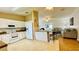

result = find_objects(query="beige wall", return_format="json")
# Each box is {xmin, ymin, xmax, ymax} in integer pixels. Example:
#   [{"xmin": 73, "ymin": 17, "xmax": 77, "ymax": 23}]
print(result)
[
  {"xmin": 32, "ymin": 10, "xmax": 39, "ymax": 31},
  {"xmin": 25, "ymin": 13, "xmax": 32, "ymax": 21},
  {"xmin": 0, "ymin": 12, "xmax": 25, "ymax": 21},
  {"xmin": 0, "ymin": 12, "xmax": 36, "ymax": 22}
]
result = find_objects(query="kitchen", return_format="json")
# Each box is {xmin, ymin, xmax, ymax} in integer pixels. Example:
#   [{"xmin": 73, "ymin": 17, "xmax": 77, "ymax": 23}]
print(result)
[{"xmin": 0, "ymin": 7, "xmax": 79, "ymax": 51}]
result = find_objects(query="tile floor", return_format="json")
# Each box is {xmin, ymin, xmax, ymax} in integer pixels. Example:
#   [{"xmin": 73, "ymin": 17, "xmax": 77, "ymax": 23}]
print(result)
[{"xmin": 7, "ymin": 39, "xmax": 59, "ymax": 51}]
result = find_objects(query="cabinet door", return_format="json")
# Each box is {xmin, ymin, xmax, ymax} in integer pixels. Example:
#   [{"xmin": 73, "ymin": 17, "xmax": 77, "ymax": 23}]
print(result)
[
  {"xmin": 1, "ymin": 34, "xmax": 11, "ymax": 43},
  {"xmin": 17, "ymin": 32, "xmax": 26, "ymax": 40},
  {"xmin": 17, "ymin": 32, "xmax": 22, "ymax": 40},
  {"xmin": 0, "ymin": 19, "xmax": 8, "ymax": 28},
  {"xmin": 1, "ymin": 35, "xmax": 6, "ymax": 43},
  {"xmin": 0, "ymin": 18, "xmax": 25, "ymax": 28},
  {"xmin": 17, "ymin": 32, "xmax": 20, "ymax": 40},
  {"xmin": 0, "ymin": 35, "xmax": 2, "ymax": 40},
  {"xmin": 21, "ymin": 32, "xmax": 26, "ymax": 39},
  {"xmin": 19, "ymin": 32, "xmax": 24, "ymax": 39},
  {"xmin": 15, "ymin": 21, "xmax": 25, "ymax": 27}
]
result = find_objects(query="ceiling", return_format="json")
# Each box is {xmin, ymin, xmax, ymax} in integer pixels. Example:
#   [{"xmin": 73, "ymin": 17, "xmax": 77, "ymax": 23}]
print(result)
[{"xmin": 0, "ymin": 7, "xmax": 77, "ymax": 18}]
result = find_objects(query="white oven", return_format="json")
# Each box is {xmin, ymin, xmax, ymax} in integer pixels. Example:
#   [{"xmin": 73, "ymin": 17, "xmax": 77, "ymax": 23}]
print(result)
[{"xmin": 7, "ymin": 25, "xmax": 19, "ymax": 43}]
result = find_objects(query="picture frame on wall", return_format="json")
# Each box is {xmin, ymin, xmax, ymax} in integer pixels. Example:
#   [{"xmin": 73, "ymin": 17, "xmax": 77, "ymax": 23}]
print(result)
[{"xmin": 70, "ymin": 17, "xmax": 74, "ymax": 26}]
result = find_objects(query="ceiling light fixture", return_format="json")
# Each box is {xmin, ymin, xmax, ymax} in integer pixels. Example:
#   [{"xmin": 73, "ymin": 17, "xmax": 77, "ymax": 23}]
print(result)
[
  {"xmin": 25, "ymin": 12, "xmax": 29, "ymax": 14},
  {"xmin": 43, "ymin": 16, "xmax": 51, "ymax": 22},
  {"xmin": 45, "ymin": 7, "xmax": 53, "ymax": 10}
]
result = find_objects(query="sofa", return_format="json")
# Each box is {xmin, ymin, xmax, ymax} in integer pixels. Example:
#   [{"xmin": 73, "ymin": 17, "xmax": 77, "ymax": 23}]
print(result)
[{"xmin": 63, "ymin": 28, "xmax": 78, "ymax": 39}]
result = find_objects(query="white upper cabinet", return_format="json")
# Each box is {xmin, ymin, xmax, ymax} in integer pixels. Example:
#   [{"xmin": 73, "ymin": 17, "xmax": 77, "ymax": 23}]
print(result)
[
  {"xmin": 0, "ymin": 18, "xmax": 9, "ymax": 28},
  {"xmin": 0, "ymin": 18, "xmax": 25, "ymax": 28},
  {"xmin": 9, "ymin": 20, "xmax": 25, "ymax": 27},
  {"xmin": 14, "ymin": 21, "xmax": 25, "ymax": 27}
]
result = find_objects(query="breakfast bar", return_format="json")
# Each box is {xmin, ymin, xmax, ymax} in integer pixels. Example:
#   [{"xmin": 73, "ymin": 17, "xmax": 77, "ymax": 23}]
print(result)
[{"xmin": 35, "ymin": 31, "xmax": 51, "ymax": 42}]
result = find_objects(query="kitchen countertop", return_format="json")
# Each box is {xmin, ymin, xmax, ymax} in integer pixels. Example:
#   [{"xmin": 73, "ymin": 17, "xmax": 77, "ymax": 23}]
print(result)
[
  {"xmin": 36, "ymin": 30, "xmax": 52, "ymax": 32},
  {"xmin": 0, "ymin": 31, "xmax": 26, "ymax": 35},
  {"xmin": 0, "ymin": 41, "xmax": 8, "ymax": 48},
  {"xmin": 16, "ymin": 30, "xmax": 26, "ymax": 32},
  {"xmin": 0, "ymin": 32, "xmax": 7, "ymax": 35}
]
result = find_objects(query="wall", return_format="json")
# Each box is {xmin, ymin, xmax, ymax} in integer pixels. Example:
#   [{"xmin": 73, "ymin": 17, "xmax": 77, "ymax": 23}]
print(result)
[
  {"xmin": 39, "ymin": 16, "xmax": 72, "ymax": 29},
  {"xmin": 32, "ymin": 10, "xmax": 39, "ymax": 32},
  {"xmin": 25, "ymin": 14, "xmax": 32, "ymax": 21},
  {"xmin": 39, "ymin": 16, "xmax": 47, "ymax": 29},
  {"xmin": 0, "ymin": 12, "xmax": 25, "ymax": 21},
  {"xmin": 49, "ymin": 17, "xmax": 71, "ymax": 29},
  {"xmin": 72, "ymin": 12, "xmax": 79, "ymax": 40}
]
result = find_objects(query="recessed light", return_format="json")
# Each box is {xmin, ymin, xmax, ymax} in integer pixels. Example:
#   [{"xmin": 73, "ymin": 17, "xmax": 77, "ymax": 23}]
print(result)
[
  {"xmin": 25, "ymin": 12, "xmax": 29, "ymax": 14},
  {"xmin": 43, "ymin": 16, "xmax": 51, "ymax": 22}
]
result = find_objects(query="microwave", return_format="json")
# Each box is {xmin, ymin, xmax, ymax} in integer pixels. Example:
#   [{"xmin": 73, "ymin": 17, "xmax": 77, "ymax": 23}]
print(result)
[{"xmin": 8, "ymin": 25, "xmax": 15, "ymax": 27}]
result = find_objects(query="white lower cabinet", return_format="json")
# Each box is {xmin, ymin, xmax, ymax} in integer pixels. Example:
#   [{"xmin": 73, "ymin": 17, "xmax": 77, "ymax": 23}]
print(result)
[
  {"xmin": 18, "ymin": 32, "xmax": 22, "ymax": 40},
  {"xmin": 1, "ymin": 34, "xmax": 19, "ymax": 44},
  {"xmin": 1, "ymin": 34, "xmax": 11, "ymax": 43},
  {"xmin": 35, "ymin": 32, "xmax": 48, "ymax": 42},
  {"xmin": 17, "ymin": 32, "xmax": 26, "ymax": 40},
  {"xmin": 0, "ymin": 32, "xmax": 26, "ymax": 44},
  {"xmin": 0, "ymin": 35, "xmax": 2, "ymax": 40},
  {"xmin": 22, "ymin": 32, "xmax": 26, "ymax": 39}
]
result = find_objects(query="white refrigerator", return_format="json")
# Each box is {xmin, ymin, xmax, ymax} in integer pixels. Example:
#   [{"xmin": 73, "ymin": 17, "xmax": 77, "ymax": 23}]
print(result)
[{"xmin": 25, "ymin": 21, "xmax": 33, "ymax": 40}]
